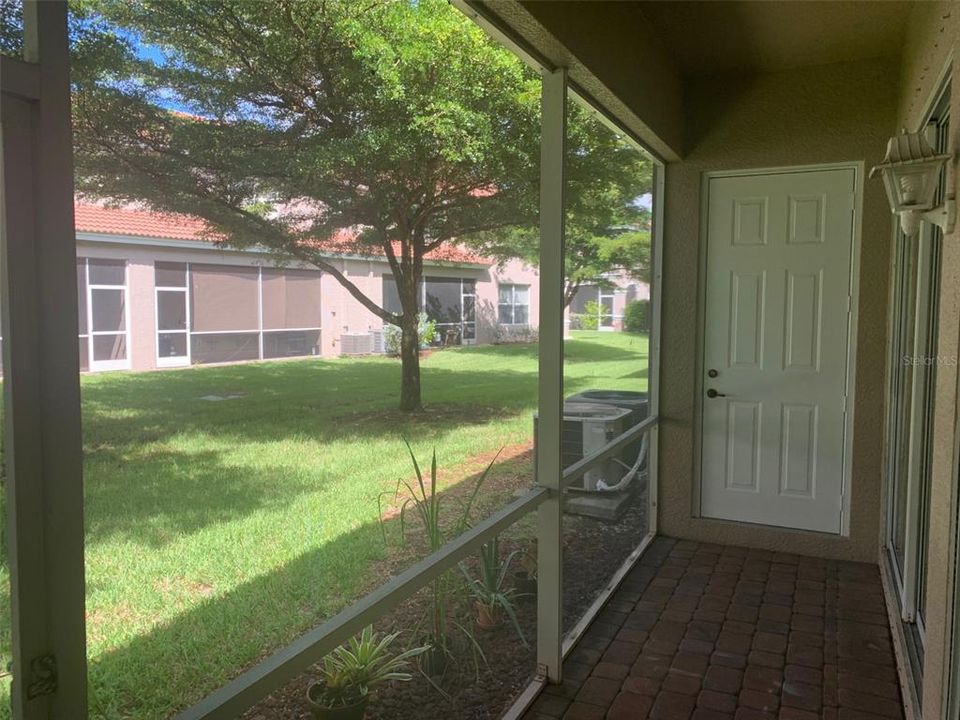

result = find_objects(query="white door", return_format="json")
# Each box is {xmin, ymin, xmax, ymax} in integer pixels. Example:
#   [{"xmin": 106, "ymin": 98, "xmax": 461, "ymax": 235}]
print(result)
[{"xmin": 700, "ymin": 167, "xmax": 857, "ymax": 533}]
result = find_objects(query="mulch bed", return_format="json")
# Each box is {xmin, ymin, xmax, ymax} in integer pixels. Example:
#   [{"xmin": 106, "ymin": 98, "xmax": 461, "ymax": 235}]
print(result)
[{"xmin": 242, "ymin": 458, "xmax": 648, "ymax": 720}]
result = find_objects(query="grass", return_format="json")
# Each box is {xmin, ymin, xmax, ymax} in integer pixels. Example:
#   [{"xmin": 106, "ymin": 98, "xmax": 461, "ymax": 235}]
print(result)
[{"xmin": 0, "ymin": 330, "xmax": 647, "ymax": 719}]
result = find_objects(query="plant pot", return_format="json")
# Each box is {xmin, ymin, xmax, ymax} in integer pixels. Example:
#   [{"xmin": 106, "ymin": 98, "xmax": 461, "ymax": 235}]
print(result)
[
  {"xmin": 306, "ymin": 684, "xmax": 369, "ymax": 720},
  {"xmin": 475, "ymin": 600, "xmax": 500, "ymax": 630}
]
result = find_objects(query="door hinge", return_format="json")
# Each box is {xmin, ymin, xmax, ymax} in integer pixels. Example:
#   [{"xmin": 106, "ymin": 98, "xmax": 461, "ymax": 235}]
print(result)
[{"xmin": 26, "ymin": 653, "xmax": 57, "ymax": 700}]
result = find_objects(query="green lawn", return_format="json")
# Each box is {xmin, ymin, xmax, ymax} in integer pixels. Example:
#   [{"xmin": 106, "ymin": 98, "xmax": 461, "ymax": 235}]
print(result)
[{"xmin": 0, "ymin": 331, "xmax": 647, "ymax": 719}]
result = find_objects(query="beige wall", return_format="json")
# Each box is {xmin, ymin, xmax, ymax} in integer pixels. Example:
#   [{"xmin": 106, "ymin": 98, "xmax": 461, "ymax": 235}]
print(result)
[
  {"xmin": 894, "ymin": 4, "xmax": 960, "ymax": 718},
  {"xmin": 659, "ymin": 58, "xmax": 899, "ymax": 562}
]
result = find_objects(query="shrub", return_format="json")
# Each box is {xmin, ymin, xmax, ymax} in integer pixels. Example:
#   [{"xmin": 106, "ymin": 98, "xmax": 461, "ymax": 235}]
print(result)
[
  {"xmin": 494, "ymin": 324, "xmax": 538, "ymax": 344},
  {"xmin": 624, "ymin": 299, "xmax": 650, "ymax": 333},
  {"xmin": 383, "ymin": 312, "xmax": 438, "ymax": 355},
  {"xmin": 580, "ymin": 299, "xmax": 609, "ymax": 331}
]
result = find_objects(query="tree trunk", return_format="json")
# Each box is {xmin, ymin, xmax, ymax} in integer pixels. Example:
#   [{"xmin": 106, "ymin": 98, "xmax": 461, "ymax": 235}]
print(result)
[
  {"xmin": 396, "ymin": 254, "xmax": 423, "ymax": 412},
  {"xmin": 399, "ymin": 309, "xmax": 422, "ymax": 412}
]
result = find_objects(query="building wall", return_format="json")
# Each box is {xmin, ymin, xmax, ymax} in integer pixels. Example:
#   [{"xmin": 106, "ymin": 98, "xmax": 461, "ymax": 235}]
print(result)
[
  {"xmin": 659, "ymin": 57, "xmax": 899, "ymax": 562},
  {"xmin": 892, "ymin": 5, "xmax": 960, "ymax": 717},
  {"xmin": 76, "ymin": 238, "xmax": 543, "ymax": 370}
]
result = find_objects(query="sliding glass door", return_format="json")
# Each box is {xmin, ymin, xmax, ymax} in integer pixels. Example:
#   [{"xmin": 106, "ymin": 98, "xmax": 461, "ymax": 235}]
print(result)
[{"xmin": 884, "ymin": 82, "xmax": 949, "ymax": 675}]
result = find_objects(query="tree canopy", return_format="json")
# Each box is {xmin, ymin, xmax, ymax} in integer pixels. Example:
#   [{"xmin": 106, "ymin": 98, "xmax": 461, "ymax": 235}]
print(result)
[
  {"xmin": 471, "ymin": 101, "xmax": 653, "ymax": 306},
  {"xmin": 64, "ymin": 0, "xmax": 652, "ymax": 408}
]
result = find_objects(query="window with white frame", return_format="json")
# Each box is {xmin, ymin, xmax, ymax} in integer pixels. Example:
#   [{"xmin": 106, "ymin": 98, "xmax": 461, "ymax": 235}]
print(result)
[
  {"xmin": 156, "ymin": 261, "xmax": 189, "ymax": 366},
  {"xmin": 78, "ymin": 257, "xmax": 130, "ymax": 371},
  {"xmin": 498, "ymin": 283, "xmax": 529, "ymax": 324}
]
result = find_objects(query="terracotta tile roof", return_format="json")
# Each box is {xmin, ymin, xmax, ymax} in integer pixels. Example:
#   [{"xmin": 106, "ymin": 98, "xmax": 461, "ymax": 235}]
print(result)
[{"xmin": 74, "ymin": 202, "xmax": 491, "ymax": 265}]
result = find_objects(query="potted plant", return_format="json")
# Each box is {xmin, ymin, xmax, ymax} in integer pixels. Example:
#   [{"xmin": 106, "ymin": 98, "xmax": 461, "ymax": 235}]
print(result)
[
  {"xmin": 460, "ymin": 536, "xmax": 529, "ymax": 646},
  {"xmin": 306, "ymin": 626, "xmax": 429, "ymax": 720}
]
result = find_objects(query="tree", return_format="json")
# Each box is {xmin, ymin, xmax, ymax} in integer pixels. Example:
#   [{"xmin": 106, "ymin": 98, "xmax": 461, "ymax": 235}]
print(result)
[
  {"xmin": 471, "ymin": 101, "xmax": 653, "ymax": 307},
  {"xmin": 68, "ymin": 0, "xmax": 651, "ymax": 411},
  {"xmin": 71, "ymin": 0, "xmax": 540, "ymax": 411}
]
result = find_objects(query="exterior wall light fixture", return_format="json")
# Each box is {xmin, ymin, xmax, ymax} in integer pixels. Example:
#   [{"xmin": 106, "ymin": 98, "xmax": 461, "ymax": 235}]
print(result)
[{"xmin": 870, "ymin": 129, "xmax": 955, "ymax": 237}]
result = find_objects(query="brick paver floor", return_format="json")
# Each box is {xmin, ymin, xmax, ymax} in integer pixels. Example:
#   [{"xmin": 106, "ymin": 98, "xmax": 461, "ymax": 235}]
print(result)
[{"xmin": 525, "ymin": 537, "xmax": 905, "ymax": 720}]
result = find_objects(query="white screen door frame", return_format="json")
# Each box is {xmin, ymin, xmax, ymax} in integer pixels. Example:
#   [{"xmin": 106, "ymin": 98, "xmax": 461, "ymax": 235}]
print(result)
[{"xmin": 694, "ymin": 162, "xmax": 863, "ymax": 535}]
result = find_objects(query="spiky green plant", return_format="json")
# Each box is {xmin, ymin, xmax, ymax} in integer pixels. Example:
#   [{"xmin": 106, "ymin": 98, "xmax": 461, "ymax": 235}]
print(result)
[
  {"xmin": 308, "ymin": 626, "xmax": 429, "ymax": 709},
  {"xmin": 379, "ymin": 441, "xmax": 501, "ymax": 679},
  {"xmin": 460, "ymin": 536, "xmax": 528, "ymax": 646}
]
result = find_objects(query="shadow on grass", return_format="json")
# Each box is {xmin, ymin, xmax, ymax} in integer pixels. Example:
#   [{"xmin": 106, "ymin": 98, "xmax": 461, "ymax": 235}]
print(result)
[
  {"xmin": 86, "ymin": 455, "xmax": 536, "ymax": 720},
  {"xmin": 81, "ymin": 362, "xmax": 535, "ymax": 448},
  {"xmin": 84, "ymin": 446, "xmax": 323, "ymax": 548},
  {"xmin": 459, "ymin": 338, "xmax": 647, "ymax": 364}
]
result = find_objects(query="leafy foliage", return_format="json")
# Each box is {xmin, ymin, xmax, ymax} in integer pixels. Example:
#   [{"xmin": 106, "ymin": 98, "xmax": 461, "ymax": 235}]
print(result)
[
  {"xmin": 624, "ymin": 299, "xmax": 650, "ymax": 334},
  {"xmin": 576, "ymin": 299, "xmax": 609, "ymax": 331},
  {"xmin": 471, "ymin": 99, "xmax": 653, "ymax": 307},
  {"xmin": 308, "ymin": 626, "xmax": 428, "ymax": 709},
  {"xmin": 69, "ymin": 0, "xmax": 540, "ymax": 410},
  {"xmin": 383, "ymin": 313, "xmax": 437, "ymax": 356}
]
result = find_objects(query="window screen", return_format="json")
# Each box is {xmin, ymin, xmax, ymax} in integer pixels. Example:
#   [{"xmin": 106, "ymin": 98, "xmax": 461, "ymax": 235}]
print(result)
[
  {"xmin": 262, "ymin": 269, "xmax": 322, "ymax": 330},
  {"xmin": 263, "ymin": 330, "xmax": 321, "ymax": 359},
  {"xmin": 93, "ymin": 333, "xmax": 126, "ymax": 362},
  {"xmin": 570, "ymin": 284, "xmax": 598, "ymax": 315},
  {"xmin": 157, "ymin": 291, "xmax": 187, "ymax": 331},
  {"xmin": 88, "ymin": 258, "xmax": 125, "ymax": 286},
  {"xmin": 382, "ymin": 275, "xmax": 404, "ymax": 315},
  {"xmin": 91, "ymin": 289, "xmax": 125, "ymax": 333},
  {"xmin": 424, "ymin": 277, "xmax": 461, "ymax": 324},
  {"xmin": 155, "ymin": 261, "xmax": 187, "ymax": 288},
  {"xmin": 190, "ymin": 264, "xmax": 259, "ymax": 332},
  {"xmin": 191, "ymin": 333, "xmax": 259, "ymax": 364}
]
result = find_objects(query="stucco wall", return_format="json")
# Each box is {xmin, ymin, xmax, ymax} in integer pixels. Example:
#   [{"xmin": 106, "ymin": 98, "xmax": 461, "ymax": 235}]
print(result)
[
  {"xmin": 659, "ymin": 58, "xmax": 898, "ymax": 562},
  {"xmin": 894, "ymin": 4, "xmax": 960, "ymax": 718}
]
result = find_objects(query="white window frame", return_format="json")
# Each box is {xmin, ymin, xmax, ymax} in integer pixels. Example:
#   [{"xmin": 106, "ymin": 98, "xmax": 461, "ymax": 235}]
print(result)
[
  {"xmin": 598, "ymin": 286, "xmax": 616, "ymax": 330},
  {"xmin": 155, "ymin": 262, "xmax": 191, "ymax": 368},
  {"xmin": 81, "ymin": 257, "xmax": 131, "ymax": 372},
  {"xmin": 497, "ymin": 283, "xmax": 530, "ymax": 326}
]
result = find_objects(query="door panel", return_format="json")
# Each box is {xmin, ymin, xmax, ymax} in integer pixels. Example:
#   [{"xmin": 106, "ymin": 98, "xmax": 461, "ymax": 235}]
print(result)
[{"xmin": 701, "ymin": 168, "xmax": 856, "ymax": 533}]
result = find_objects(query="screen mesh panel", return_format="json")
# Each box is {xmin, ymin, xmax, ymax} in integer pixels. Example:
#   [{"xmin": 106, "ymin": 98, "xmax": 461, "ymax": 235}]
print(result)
[
  {"xmin": 190, "ymin": 265, "xmax": 258, "ymax": 332},
  {"xmin": 382, "ymin": 275, "xmax": 403, "ymax": 315},
  {"xmin": 88, "ymin": 258, "xmax": 125, "ymax": 286},
  {"xmin": 424, "ymin": 277, "xmax": 461, "ymax": 324},
  {"xmin": 158, "ymin": 291, "xmax": 187, "ymax": 331},
  {"xmin": 191, "ymin": 333, "xmax": 259, "ymax": 364},
  {"xmin": 91, "ymin": 289, "xmax": 125, "ymax": 332},
  {"xmin": 263, "ymin": 330, "xmax": 321, "ymax": 359},
  {"xmin": 261, "ymin": 269, "xmax": 322, "ymax": 330},
  {"xmin": 158, "ymin": 333, "xmax": 188, "ymax": 358},
  {"xmin": 93, "ymin": 334, "xmax": 126, "ymax": 362},
  {"xmin": 155, "ymin": 261, "xmax": 187, "ymax": 288}
]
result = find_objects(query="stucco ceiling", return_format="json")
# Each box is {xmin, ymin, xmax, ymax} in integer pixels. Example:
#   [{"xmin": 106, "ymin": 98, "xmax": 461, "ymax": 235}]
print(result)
[{"xmin": 636, "ymin": 1, "xmax": 912, "ymax": 78}]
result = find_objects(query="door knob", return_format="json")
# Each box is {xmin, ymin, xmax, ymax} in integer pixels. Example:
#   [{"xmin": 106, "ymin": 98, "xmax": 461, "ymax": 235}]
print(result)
[
  {"xmin": 706, "ymin": 388, "xmax": 726, "ymax": 398},
  {"xmin": 707, "ymin": 369, "xmax": 719, "ymax": 378}
]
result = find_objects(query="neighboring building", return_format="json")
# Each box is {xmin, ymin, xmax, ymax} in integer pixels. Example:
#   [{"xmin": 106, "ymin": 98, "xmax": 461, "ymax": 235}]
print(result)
[
  {"xmin": 568, "ymin": 274, "xmax": 650, "ymax": 330},
  {"xmin": 74, "ymin": 202, "xmax": 546, "ymax": 372}
]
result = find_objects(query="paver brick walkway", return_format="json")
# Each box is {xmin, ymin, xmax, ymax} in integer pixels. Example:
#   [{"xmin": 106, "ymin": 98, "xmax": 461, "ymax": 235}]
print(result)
[{"xmin": 524, "ymin": 537, "xmax": 904, "ymax": 720}]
